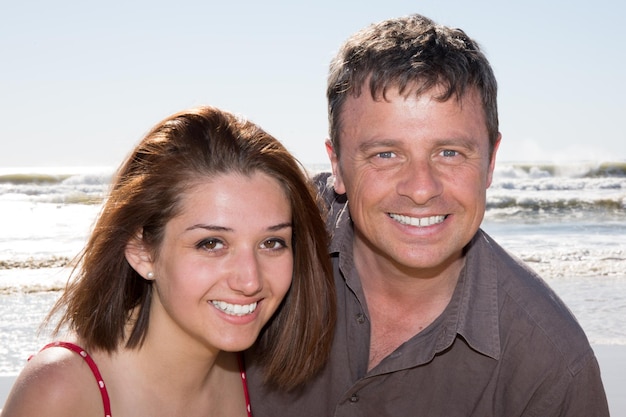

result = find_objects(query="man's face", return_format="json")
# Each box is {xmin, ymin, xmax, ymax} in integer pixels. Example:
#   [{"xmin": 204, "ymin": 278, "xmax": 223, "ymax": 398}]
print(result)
[{"xmin": 327, "ymin": 85, "xmax": 500, "ymax": 277}]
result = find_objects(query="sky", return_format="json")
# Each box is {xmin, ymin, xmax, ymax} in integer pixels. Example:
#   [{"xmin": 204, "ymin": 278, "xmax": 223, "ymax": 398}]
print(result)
[{"xmin": 1, "ymin": 0, "xmax": 625, "ymax": 168}]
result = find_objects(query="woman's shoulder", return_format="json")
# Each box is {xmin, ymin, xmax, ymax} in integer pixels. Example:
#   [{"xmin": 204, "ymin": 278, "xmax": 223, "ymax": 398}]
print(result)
[{"xmin": 2, "ymin": 342, "xmax": 105, "ymax": 416}]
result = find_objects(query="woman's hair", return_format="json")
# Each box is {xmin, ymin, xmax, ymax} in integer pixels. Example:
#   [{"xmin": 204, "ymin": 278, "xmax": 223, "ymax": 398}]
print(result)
[
  {"xmin": 49, "ymin": 105, "xmax": 335, "ymax": 389},
  {"xmin": 327, "ymin": 13, "xmax": 499, "ymax": 158}
]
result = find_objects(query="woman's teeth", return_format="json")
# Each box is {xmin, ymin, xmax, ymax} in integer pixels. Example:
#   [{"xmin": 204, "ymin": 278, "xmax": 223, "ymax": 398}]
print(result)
[{"xmin": 211, "ymin": 300, "xmax": 258, "ymax": 316}]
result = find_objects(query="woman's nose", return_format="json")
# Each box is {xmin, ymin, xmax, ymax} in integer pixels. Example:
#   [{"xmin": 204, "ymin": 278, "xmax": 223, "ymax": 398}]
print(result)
[{"xmin": 228, "ymin": 250, "xmax": 263, "ymax": 295}]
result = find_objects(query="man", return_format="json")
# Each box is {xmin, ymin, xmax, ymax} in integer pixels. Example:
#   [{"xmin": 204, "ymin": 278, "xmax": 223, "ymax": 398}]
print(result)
[{"xmin": 246, "ymin": 13, "xmax": 609, "ymax": 416}]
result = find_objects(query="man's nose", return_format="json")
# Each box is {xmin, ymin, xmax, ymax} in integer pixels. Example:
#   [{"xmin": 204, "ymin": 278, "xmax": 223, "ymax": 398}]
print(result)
[{"xmin": 395, "ymin": 159, "xmax": 443, "ymax": 204}]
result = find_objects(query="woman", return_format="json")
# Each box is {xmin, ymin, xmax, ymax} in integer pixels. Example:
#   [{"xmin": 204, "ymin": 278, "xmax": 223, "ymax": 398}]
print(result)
[{"xmin": 1, "ymin": 106, "xmax": 335, "ymax": 417}]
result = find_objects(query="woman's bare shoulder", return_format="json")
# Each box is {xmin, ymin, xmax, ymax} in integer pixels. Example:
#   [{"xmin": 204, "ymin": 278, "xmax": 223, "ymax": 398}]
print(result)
[{"xmin": 1, "ymin": 345, "xmax": 104, "ymax": 417}]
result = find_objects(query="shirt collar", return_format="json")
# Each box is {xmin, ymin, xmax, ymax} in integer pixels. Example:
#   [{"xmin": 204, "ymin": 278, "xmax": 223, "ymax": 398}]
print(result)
[
  {"xmin": 329, "ymin": 199, "xmax": 501, "ymax": 361},
  {"xmin": 454, "ymin": 230, "xmax": 502, "ymax": 360}
]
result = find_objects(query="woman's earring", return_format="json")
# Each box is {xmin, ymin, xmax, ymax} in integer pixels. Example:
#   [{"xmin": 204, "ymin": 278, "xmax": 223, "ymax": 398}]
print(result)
[{"xmin": 146, "ymin": 271, "xmax": 154, "ymax": 279}]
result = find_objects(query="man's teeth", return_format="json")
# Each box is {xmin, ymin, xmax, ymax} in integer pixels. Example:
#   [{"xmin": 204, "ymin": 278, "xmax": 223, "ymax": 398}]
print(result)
[
  {"xmin": 211, "ymin": 301, "xmax": 258, "ymax": 316},
  {"xmin": 389, "ymin": 213, "xmax": 446, "ymax": 227}
]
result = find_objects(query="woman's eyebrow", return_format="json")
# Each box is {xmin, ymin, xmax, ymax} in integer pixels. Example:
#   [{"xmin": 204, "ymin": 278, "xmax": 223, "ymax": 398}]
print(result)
[
  {"xmin": 186, "ymin": 222, "xmax": 292, "ymax": 232},
  {"xmin": 186, "ymin": 224, "xmax": 232, "ymax": 232}
]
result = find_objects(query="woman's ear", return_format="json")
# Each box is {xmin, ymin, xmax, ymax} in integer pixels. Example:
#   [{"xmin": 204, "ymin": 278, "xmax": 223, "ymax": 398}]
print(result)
[{"xmin": 125, "ymin": 233, "xmax": 155, "ymax": 280}]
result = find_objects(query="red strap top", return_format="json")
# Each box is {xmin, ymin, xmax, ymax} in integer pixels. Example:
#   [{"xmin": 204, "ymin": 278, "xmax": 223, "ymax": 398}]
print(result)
[
  {"xmin": 35, "ymin": 343, "xmax": 253, "ymax": 417},
  {"xmin": 237, "ymin": 352, "xmax": 253, "ymax": 417},
  {"xmin": 38, "ymin": 342, "xmax": 112, "ymax": 417}
]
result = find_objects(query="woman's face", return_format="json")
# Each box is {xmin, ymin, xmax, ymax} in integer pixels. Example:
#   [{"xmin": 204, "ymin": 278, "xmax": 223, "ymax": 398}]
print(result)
[{"xmin": 133, "ymin": 171, "xmax": 293, "ymax": 354}]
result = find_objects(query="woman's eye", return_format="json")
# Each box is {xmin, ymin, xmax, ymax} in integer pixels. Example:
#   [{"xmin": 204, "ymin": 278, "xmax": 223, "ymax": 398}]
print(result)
[
  {"xmin": 260, "ymin": 238, "xmax": 287, "ymax": 250},
  {"xmin": 197, "ymin": 238, "xmax": 224, "ymax": 251}
]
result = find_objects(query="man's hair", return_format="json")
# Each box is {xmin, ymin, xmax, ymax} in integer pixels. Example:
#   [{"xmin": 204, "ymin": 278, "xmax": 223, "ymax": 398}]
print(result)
[{"xmin": 327, "ymin": 13, "xmax": 499, "ymax": 157}]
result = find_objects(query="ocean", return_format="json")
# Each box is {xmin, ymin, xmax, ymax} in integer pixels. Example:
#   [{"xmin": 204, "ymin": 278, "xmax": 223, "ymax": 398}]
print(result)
[{"xmin": 1, "ymin": 161, "xmax": 625, "ymax": 375}]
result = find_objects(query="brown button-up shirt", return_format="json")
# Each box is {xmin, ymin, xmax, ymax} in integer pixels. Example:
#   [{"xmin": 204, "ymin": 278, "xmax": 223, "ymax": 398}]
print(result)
[{"xmin": 245, "ymin": 174, "xmax": 609, "ymax": 416}]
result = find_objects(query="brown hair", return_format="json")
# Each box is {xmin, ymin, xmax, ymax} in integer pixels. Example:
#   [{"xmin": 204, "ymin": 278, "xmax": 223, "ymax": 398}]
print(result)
[
  {"xmin": 327, "ymin": 13, "xmax": 499, "ymax": 157},
  {"xmin": 49, "ymin": 106, "xmax": 335, "ymax": 389}
]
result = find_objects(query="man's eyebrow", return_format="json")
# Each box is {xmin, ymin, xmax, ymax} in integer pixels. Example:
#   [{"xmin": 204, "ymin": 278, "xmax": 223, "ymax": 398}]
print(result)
[
  {"xmin": 358, "ymin": 137, "xmax": 480, "ymax": 152},
  {"xmin": 357, "ymin": 139, "xmax": 401, "ymax": 152},
  {"xmin": 433, "ymin": 137, "xmax": 479, "ymax": 148}
]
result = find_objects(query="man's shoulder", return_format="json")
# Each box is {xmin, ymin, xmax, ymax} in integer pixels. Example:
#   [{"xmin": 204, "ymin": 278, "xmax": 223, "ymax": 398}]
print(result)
[
  {"xmin": 475, "ymin": 232, "xmax": 594, "ymax": 373},
  {"xmin": 312, "ymin": 171, "xmax": 349, "ymax": 238},
  {"xmin": 312, "ymin": 171, "xmax": 339, "ymax": 205}
]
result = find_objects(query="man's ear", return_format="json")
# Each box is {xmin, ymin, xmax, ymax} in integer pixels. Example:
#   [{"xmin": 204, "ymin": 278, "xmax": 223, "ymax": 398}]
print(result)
[
  {"xmin": 486, "ymin": 133, "xmax": 502, "ymax": 188},
  {"xmin": 125, "ymin": 233, "xmax": 155, "ymax": 280},
  {"xmin": 325, "ymin": 139, "xmax": 346, "ymax": 195}
]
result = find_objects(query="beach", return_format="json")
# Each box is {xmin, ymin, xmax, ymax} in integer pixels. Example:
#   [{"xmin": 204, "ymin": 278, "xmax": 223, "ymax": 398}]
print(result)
[
  {"xmin": 1, "ymin": 162, "xmax": 625, "ymax": 413},
  {"xmin": 1, "ymin": 273, "xmax": 625, "ymax": 414},
  {"xmin": 594, "ymin": 345, "xmax": 626, "ymax": 415}
]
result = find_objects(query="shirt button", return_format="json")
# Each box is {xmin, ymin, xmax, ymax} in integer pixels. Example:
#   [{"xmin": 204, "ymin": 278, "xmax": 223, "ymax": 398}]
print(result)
[
  {"xmin": 350, "ymin": 394, "xmax": 359, "ymax": 403},
  {"xmin": 356, "ymin": 313, "xmax": 365, "ymax": 324}
]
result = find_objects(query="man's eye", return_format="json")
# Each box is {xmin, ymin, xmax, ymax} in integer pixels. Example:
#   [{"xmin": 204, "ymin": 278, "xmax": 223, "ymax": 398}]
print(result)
[
  {"xmin": 442, "ymin": 149, "xmax": 459, "ymax": 157},
  {"xmin": 377, "ymin": 151, "xmax": 395, "ymax": 159}
]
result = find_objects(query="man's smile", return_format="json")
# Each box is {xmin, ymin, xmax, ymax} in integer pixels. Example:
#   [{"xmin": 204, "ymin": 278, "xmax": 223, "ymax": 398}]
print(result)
[{"xmin": 388, "ymin": 213, "xmax": 447, "ymax": 227}]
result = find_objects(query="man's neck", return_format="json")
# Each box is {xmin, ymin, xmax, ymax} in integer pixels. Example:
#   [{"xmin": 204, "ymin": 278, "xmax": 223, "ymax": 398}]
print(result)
[{"xmin": 353, "ymin": 243, "xmax": 464, "ymax": 370}]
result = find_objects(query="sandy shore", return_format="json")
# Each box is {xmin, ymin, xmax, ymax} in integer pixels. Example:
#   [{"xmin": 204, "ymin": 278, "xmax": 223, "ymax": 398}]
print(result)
[
  {"xmin": 1, "ymin": 344, "xmax": 624, "ymax": 414},
  {"xmin": 593, "ymin": 344, "xmax": 626, "ymax": 415}
]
